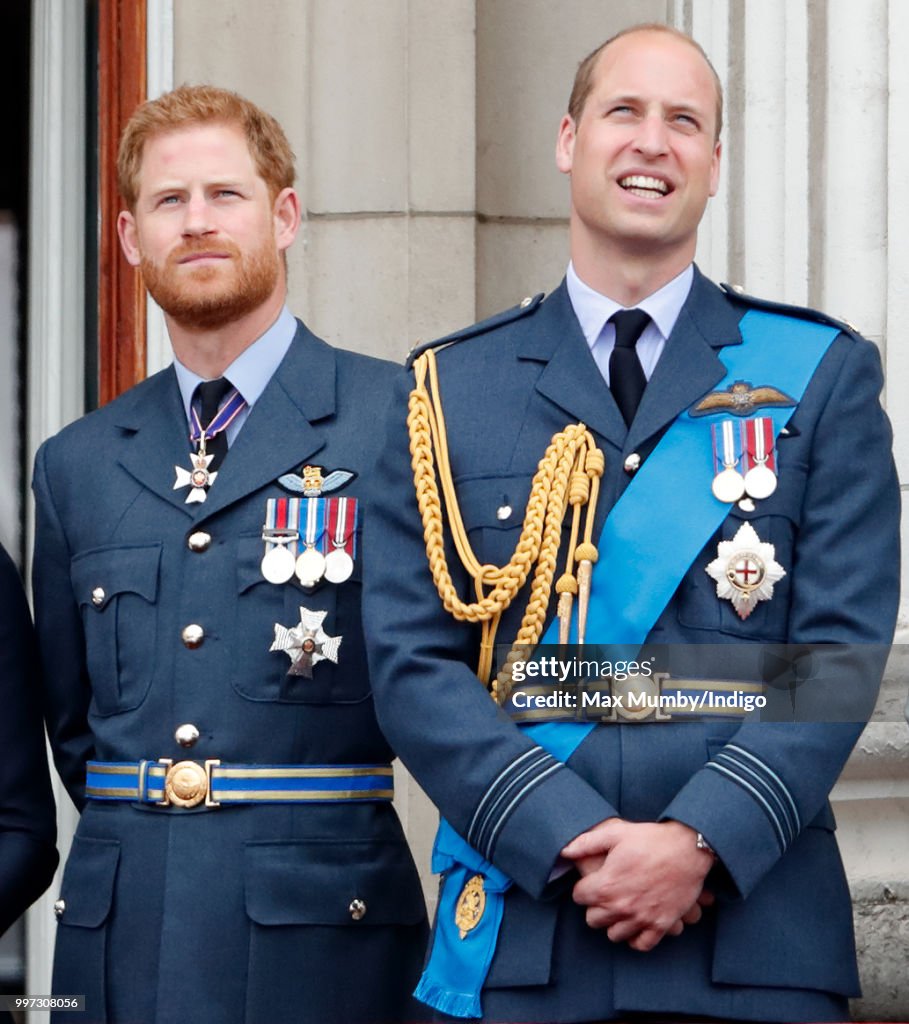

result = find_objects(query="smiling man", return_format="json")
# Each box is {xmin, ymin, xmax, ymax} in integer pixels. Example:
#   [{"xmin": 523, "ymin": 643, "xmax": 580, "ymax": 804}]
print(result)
[
  {"xmin": 31, "ymin": 85, "xmax": 427, "ymax": 1024},
  {"xmin": 364, "ymin": 23, "xmax": 899, "ymax": 1024}
]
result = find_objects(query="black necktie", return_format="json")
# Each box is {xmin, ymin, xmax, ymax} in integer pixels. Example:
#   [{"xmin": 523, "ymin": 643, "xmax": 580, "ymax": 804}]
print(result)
[
  {"xmin": 608, "ymin": 309, "xmax": 650, "ymax": 426},
  {"xmin": 195, "ymin": 377, "xmax": 233, "ymax": 466}
]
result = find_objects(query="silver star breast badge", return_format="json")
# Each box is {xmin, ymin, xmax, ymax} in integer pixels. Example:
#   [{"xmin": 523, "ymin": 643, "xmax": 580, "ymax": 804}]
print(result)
[
  {"xmin": 705, "ymin": 521, "xmax": 786, "ymax": 620},
  {"xmin": 270, "ymin": 607, "xmax": 342, "ymax": 678},
  {"xmin": 174, "ymin": 452, "xmax": 218, "ymax": 503}
]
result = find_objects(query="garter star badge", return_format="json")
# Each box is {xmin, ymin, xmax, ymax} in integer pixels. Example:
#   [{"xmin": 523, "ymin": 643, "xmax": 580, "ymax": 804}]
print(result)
[
  {"xmin": 270, "ymin": 607, "xmax": 342, "ymax": 677},
  {"xmin": 705, "ymin": 521, "xmax": 786, "ymax": 620}
]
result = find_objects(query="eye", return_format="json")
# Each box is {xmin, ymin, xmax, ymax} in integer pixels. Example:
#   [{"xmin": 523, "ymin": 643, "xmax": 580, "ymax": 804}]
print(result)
[
  {"xmin": 671, "ymin": 113, "xmax": 700, "ymax": 132},
  {"xmin": 158, "ymin": 194, "xmax": 181, "ymax": 206},
  {"xmin": 214, "ymin": 189, "xmax": 241, "ymax": 199}
]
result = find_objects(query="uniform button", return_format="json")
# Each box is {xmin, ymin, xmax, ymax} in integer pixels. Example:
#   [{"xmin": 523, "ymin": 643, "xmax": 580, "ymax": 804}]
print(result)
[
  {"xmin": 520, "ymin": 296, "xmax": 533, "ymax": 308},
  {"xmin": 181, "ymin": 624, "xmax": 205, "ymax": 649},
  {"xmin": 91, "ymin": 587, "xmax": 105, "ymax": 606},
  {"xmin": 496, "ymin": 504, "xmax": 513, "ymax": 521},
  {"xmin": 53, "ymin": 898, "xmax": 66, "ymax": 920},
  {"xmin": 174, "ymin": 723, "xmax": 200, "ymax": 748},
  {"xmin": 623, "ymin": 453, "xmax": 641, "ymax": 475},
  {"xmin": 731, "ymin": 283, "xmax": 745, "ymax": 294},
  {"xmin": 348, "ymin": 898, "xmax": 367, "ymax": 921},
  {"xmin": 187, "ymin": 531, "xmax": 212, "ymax": 553}
]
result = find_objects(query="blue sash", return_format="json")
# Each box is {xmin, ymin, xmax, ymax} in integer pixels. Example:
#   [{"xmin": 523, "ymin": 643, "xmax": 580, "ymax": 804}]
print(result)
[{"xmin": 416, "ymin": 309, "xmax": 839, "ymax": 1018}]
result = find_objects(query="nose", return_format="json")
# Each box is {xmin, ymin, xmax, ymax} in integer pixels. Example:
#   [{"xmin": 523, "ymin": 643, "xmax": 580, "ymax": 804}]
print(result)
[
  {"xmin": 181, "ymin": 193, "xmax": 214, "ymax": 236},
  {"xmin": 634, "ymin": 112, "xmax": 670, "ymax": 158}
]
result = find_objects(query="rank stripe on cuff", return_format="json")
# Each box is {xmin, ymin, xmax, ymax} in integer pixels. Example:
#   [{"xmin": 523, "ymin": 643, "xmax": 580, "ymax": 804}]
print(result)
[
  {"xmin": 717, "ymin": 744, "xmax": 800, "ymax": 837},
  {"xmin": 467, "ymin": 749, "xmax": 562, "ymax": 858},
  {"xmin": 706, "ymin": 745, "xmax": 800, "ymax": 850}
]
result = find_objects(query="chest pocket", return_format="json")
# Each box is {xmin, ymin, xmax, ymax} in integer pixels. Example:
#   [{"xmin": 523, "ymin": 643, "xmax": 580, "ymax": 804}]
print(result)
[
  {"xmin": 675, "ymin": 464, "xmax": 807, "ymax": 641},
  {"xmin": 232, "ymin": 533, "xmax": 368, "ymax": 705},
  {"xmin": 70, "ymin": 544, "xmax": 161, "ymax": 716},
  {"xmin": 456, "ymin": 474, "xmax": 535, "ymax": 571}
]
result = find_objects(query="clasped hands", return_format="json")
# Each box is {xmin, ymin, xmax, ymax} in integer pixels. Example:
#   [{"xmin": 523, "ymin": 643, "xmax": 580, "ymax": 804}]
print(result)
[{"xmin": 560, "ymin": 818, "xmax": 716, "ymax": 952}]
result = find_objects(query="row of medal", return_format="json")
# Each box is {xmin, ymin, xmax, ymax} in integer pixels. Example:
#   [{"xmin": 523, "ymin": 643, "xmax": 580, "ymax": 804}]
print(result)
[
  {"xmin": 261, "ymin": 496, "xmax": 358, "ymax": 586},
  {"xmin": 710, "ymin": 416, "xmax": 778, "ymax": 505}
]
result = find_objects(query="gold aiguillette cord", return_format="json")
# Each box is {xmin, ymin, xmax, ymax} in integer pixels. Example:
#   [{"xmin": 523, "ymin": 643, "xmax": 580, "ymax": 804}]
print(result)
[{"xmin": 407, "ymin": 348, "xmax": 604, "ymax": 705}]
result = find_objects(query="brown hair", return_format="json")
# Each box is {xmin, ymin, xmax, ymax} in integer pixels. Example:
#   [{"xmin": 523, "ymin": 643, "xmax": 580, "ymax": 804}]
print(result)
[
  {"xmin": 567, "ymin": 23, "xmax": 723, "ymax": 140},
  {"xmin": 117, "ymin": 84, "xmax": 296, "ymax": 210}
]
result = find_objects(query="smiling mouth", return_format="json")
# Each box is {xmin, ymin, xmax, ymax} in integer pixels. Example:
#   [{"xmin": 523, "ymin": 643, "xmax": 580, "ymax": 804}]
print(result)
[{"xmin": 618, "ymin": 175, "xmax": 671, "ymax": 199}]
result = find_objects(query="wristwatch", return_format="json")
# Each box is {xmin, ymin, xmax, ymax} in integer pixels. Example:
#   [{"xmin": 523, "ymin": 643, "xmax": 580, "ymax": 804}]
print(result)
[{"xmin": 695, "ymin": 832, "xmax": 716, "ymax": 858}]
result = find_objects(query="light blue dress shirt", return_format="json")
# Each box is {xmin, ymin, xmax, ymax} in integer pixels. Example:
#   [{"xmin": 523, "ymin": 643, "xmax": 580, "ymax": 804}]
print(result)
[
  {"xmin": 566, "ymin": 262, "xmax": 694, "ymax": 385},
  {"xmin": 173, "ymin": 305, "xmax": 298, "ymax": 446}
]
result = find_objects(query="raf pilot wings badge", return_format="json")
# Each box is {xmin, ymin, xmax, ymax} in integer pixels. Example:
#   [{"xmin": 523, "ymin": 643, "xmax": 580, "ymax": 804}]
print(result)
[{"xmin": 690, "ymin": 379, "xmax": 797, "ymax": 418}]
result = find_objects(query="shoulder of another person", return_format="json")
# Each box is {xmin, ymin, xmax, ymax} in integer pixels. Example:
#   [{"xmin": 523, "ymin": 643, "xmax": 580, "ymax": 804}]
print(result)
[
  {"xmin": 405, "ymin": 293, "xmax": 546, "ymax": 369},
  {"xmin": 720, "ymin": 282, "xmax": 866, "ymax": 342}
]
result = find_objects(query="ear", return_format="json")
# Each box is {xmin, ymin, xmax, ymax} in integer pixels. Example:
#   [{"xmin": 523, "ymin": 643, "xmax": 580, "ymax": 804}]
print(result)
[
  {"xmin": 555, "ymin": 115, "xmax": 577, "ymax": 175},
  {"xmin": 273, "ymin": 187, "xmax": 301, "ymax": 252},
  {"xmin": 708, "ymin": 140, "xmax": 722, "ymax": 197},
  {"xmin": 117, "ymin": 210, "xmax": 142, "ymax": 267}
]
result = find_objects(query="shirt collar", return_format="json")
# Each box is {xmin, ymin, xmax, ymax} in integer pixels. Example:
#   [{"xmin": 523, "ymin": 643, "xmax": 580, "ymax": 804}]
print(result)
[
  {"xmin": 566, "ymin": 262, "xmax": 694, "ymax": 347},
  {"xmin": 173, "ymin": 305, "xmax": 298, "ymax": 423}
]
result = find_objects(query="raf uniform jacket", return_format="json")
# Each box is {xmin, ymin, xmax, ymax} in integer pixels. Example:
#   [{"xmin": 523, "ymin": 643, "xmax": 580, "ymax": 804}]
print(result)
[
  {"xmin": 363, "ymin": 268, "xmax": 900, "ymax": 1024},
  {"xmin": 0, "ymin": 544, "xmax": 57, "ymax": 936},
  {"xmin": 32, "ymin": 322, "xmax": 428, "ymax": 1024}
]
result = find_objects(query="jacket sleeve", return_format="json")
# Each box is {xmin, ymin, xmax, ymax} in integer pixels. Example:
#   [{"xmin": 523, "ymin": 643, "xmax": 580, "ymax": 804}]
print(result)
[
  {"xmin": 661, "ymin": 332, "xmax": 901, "ymax": 898},
  {"xmin": 363, "ymin": 371, "xmax": 616, "ymax": 899},
  {"xmin": 32, "ymin": 439, "xmax": 94, "ymax": 810},
  {"xmin": 0, "ymin": 544, "xmax": 58, "ymax": 934}
]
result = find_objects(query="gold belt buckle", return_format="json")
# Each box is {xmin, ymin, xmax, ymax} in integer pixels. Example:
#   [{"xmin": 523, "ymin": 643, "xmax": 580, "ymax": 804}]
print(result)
[{"xmin": 157, "ymin": 758, "xmax": 221, "ymax": 808}]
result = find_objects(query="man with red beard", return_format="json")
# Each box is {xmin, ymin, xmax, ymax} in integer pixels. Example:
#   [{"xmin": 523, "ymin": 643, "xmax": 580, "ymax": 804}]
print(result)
[{"xmin": 31, "ymin": 85, "xmax": 427, "ymax": 1024}]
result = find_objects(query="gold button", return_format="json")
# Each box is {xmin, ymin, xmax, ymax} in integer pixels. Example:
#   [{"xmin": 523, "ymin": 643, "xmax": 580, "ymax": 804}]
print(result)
[
  {"xmin": 623, "ymin": 453, "xmax": 641, "ymax": 475},
  {"xmin": 53, "ymin": 898, "xmax": 65, "ymax": 919},
  {"xmin": 348, "ymin": 898, "xmax": 367, "ymax": 921},
  {"xmin": 520, "ymin": 296, "xmax": 533, "ymax": 308},
  {"xmin": 174, "ymin": 723, "xmax": 200, "ymax": 748},
  {"xmin": 91, "ymin": 587, "xmax": 105, "ymax": 606},
  {"xmin": 181, "ymin": 624, "xmax": 204, "ymax": 649},
  {"xmin": 187, "ymin": 531, "xmax": 212, "ymax": 553}
]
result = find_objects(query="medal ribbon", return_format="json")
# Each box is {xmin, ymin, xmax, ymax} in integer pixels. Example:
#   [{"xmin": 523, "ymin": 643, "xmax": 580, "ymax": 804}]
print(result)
[
  {"xmin": 189, "ymin": 388, "xmax": 247, "ymax": 446},
  {"xmin": 711, "ymin": 419, "xmax": 744, "ymax": 475},
  {"xmin": 327, "ymin": 497, "xmax": 358, "ymax": 558},
  {"xmin": 744, "ymin": 416, "xmax": 776, "ymax": 473},
  {"xmin": 418, "ymin": 309, "xmax": 841, "ymax": 1019},
  {"xmin": 263, "ymin": 498, "xmax": 301, "ymax": 553},
  {"xmin": 303, "ymin": 497, "xmax": 326, "ymax": 552}
]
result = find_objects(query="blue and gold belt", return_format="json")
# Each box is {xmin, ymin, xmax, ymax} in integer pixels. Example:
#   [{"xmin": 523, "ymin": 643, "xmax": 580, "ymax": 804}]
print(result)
[{"xmin": 86, "ymin": 760, "xmax": 394, "ymax": 809}]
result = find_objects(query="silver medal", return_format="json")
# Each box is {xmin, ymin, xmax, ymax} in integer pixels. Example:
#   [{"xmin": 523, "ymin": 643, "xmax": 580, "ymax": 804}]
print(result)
[
  {"xmin": 744, "ymin": 463, "xmax": 777, "ymax": 500},
  {"xmin": 261, "ymin": 544, "xmax": 296, "ymax": 584},
  {"xmin": 295, "ymin": 547, "xmax": 326, "ymax": 586},
  {"xmin": 711, "ymin": 467, "xmax": 746, "ymax": 504},
  {"xmin": 324, "ymin": 548, "xmax": 354, "ymax": 584}
]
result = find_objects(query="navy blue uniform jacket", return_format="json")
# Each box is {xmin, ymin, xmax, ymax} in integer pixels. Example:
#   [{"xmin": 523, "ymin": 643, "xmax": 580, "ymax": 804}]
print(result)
[
  {"xmin": 0, "ymin": 544, "xmax": 57, "ymax": 936},
  {"xmin": 33, "ymin": 323, "xmax": 428, "ymax": 1024},
  {"xmin": 363, "ymin": 270, "xmax": 900, "ymax": 1023}
]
